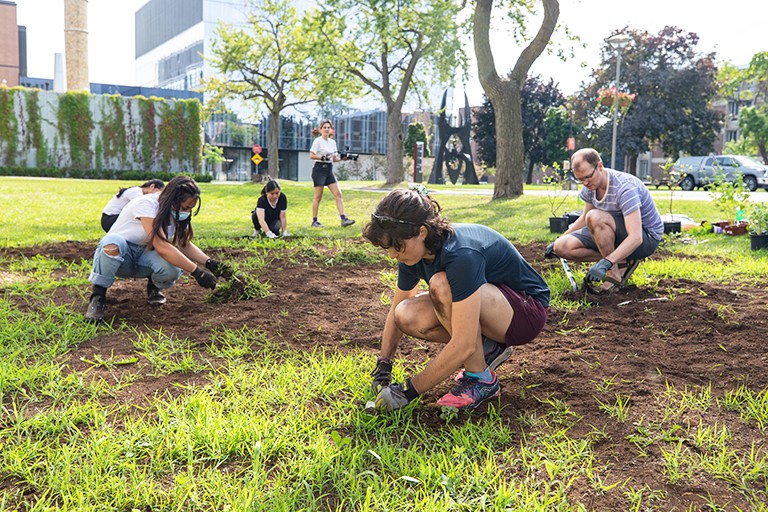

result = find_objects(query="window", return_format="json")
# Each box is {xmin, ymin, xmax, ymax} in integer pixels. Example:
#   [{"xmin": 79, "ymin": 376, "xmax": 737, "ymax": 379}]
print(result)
[
  {"xmin": 726, "ymin": 130, "xmax": 739, "ymax": 142},
  {"xmin": 728, "ymin": 101, "xmax": 739, "ymax": 118}
]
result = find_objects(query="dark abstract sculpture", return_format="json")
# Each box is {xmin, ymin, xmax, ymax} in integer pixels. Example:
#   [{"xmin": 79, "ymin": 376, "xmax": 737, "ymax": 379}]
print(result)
[{"xmin": 428, "ymin": 90, "xmax": 478, "ymax": 185}]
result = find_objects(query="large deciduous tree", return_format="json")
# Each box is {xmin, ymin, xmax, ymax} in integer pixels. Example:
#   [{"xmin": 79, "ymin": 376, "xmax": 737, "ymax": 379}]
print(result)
[
  {"xmin": 472, "ymin": 75, "xmax": 566, "ymax": 182},
  {"xmin": 473, "ymin": 0, "xmax": 559, "ymax": 199},
  {"xmin": 581, "ymin": 26, "xmax": 722, "ymax": 170},
  {"xmin": 204, "ymin": 0, "xmax": 355, "ymax": 177},
  {"xmin": 314, "ymin": 0, "xmax": 464, "ymax": 185}
]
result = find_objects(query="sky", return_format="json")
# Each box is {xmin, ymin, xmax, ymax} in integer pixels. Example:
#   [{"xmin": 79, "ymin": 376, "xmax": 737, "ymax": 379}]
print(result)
[{"xmin": 14, "ymin": 0, "xmax": 767, "ymax": 110}]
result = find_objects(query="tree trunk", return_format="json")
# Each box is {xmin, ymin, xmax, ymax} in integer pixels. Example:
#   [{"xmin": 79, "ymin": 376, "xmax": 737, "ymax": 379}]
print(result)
[
  {"xmin": 526, "ymin": 157, "xmax": 534, "ymax": 184},
  {"xmin": 473, "ymin": 0, "xmax": 559, "ymax": 199},
  {"xmin": 490, "ymin": 88, "xmax": 525, "ymax": 198},
  {"xmin": 759, "ymin": 142, "xmax": 767, "ymax": 165},
  {"xmin": 385, "ymin": 104, "xmax": 405, "ymax": 186},
  {"xmin": 267, "ymin": 108, "xmax": 280, "ymax": 179}
]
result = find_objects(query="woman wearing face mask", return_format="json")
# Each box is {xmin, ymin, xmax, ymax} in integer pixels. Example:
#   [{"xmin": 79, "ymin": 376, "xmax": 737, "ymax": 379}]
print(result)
[
  {"xmin": 251, "ymin": 178, "xmax": 289, "ymax": 238},
  {"xmin": 85, "ymin": 175, "xmax": 232, "ymax": 322}
]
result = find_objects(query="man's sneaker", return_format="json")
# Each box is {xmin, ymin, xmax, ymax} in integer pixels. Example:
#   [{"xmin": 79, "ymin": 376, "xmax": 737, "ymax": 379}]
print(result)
[
  {"xmin": 147, "ymin": 283, "xmax": 167, "ymax": 306},
  {"xmin": 85, "ymin": 295, "xmax": 105, "ymax": 322},
  {"xmin": 484, "ymin": 338, "xmax": 514, "ymax": 372},
  {"xmin": 341, "ymin": 218, "xmax": 356, "ymax": 227},
  {"xmin": 437, "ymin": 372, "xmax": 500, "ymax": 410},
  {"xmin": 311, "ymin": 220, "xmax": 323, "ymax": 228}
]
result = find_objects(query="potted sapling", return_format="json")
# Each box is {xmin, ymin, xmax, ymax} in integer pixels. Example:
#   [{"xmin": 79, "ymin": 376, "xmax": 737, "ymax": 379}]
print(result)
[
  {"xmin": 659, "ymin": 159, "xmax": 682, "ymax": 234},
  {"xmin": 708, "ymin": 169, "xmax": 750, "ymax": 235},
  {"xmin": 543, "ymin": 164, "xmax": 570, "ymax": 233},
  {"xmin": 748, "ymin": 203, "xmax": 768, "ymax": 251}
]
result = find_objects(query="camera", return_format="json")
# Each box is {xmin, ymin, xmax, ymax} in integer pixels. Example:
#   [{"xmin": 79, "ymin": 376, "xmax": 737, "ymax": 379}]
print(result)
[
  {"xmin": 339, "ymin": 151, "xmax": 359, "ymax": 161},
  {"xmin": 338, "ymin": 146, "xmax": 359, "ymax": 161}
]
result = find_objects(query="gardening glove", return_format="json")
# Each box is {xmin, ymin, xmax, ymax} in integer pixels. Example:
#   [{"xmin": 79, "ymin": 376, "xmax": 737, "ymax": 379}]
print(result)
[
  {"xmin": 266, "ymin": 231, "xmax": 278, "ymax": 239},
  {"xmin": 585, "ymin": 258, "xmax": 613, "ymax": 283},
  {"xmin": 282, "ymin": 231, "xmax": 291, "ymax": 238},
  {"xmin": 371, "ymin": 357, "xmax": 393, "ymax": 394},
  {"xmin": 192, "ymin": 266, "xmax": 217, "ymax": 289},
  {"xmin": 375, "ymin": 380, "xmax": 419, "ymax": 412},
  {"xmin": 205, "ymin": 258, "xmax": 233, "ymax": 278},
  {"xmin": 544, "ymin": 243, "xmax": 557, "ymax": 259}
]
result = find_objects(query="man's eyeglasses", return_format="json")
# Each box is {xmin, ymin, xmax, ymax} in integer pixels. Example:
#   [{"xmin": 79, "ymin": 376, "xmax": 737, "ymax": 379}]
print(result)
[
  {"xmin": 371, "ymin": 213, "xmax": 420, "ymax": 228},
  {"xmin": 573, "ymin": 166, "xmax": 598, "ymax": 183}
]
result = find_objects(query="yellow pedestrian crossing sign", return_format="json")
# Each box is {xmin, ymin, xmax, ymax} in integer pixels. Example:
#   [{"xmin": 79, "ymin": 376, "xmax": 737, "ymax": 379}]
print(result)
[{"xmin": 251, "ymin": 153, "xmax": 263, "ymax": 165}]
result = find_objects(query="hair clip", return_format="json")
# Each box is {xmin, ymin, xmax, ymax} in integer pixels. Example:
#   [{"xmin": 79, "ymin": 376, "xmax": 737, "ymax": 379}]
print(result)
[{"xmin": 409, "ymin": 183, "xmax": 429, "ymax": 197}]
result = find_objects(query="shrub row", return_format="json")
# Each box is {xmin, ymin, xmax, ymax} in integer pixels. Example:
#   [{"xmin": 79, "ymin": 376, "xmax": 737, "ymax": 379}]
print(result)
[{"xmin": 0, "ymin": 166, "xmax": 213, "ymax": 183}]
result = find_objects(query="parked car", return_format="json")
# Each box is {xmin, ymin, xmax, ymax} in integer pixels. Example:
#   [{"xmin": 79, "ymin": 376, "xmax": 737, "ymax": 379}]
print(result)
[{"xmin": 671, "ymin": 155, "xmax": 768, "ymax": 192}]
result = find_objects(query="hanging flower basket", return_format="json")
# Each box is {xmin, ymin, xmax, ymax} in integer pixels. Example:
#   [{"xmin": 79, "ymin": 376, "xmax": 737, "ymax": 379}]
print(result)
[{"xmin": 597, "ymin": 87, "xmax": 636, "ymax": 111}]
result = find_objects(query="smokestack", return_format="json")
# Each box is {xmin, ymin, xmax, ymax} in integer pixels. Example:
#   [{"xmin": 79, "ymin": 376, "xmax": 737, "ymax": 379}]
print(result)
[
  {"xmin": 53, "ymin": 52, "xmax": 66, "ymax": 92},
  {"xmin": 64, "ymin": 0, "xmax": 89, "ymax": 91}
]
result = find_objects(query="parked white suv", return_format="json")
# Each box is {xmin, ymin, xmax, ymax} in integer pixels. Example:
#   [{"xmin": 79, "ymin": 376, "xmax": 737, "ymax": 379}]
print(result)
[{"xmin": 671, "ymin": 155, "xmax": 768, "ymax": 192}]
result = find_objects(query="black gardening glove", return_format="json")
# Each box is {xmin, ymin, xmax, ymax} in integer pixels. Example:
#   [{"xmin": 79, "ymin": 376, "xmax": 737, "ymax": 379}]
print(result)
[
  {"xmin": 191, "ymin": 266, "xmax": 217, "ymax": 289},
  {"xmin": 371, "ymin": 358, "xmax": 393, "ymax": 394},
  {"xmin": 375, "ymin": 379, "xmax": 419, "ymax": 412},
  {"xmin": 205, "ymin": 258, "xmax": 233, "ymax": 278},
  {"xmin": 585, "ymin": 258, "xmax": 613, "ymax": 283},
  {"xmin": 544, "ymin": 243, "xmax": 557, "ymax": 259}
]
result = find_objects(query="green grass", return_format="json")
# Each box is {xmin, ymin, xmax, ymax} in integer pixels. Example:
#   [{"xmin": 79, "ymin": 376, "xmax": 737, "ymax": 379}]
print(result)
[{"xmin": 1, "ymin": 176, "xmax": 768, "ymax": 510}]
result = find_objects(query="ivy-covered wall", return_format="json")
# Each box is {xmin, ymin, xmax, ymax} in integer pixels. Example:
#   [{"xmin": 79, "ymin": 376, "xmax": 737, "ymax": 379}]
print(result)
[{"xmin": 0, "ymin": 86, "xmax": 202, "ymax": 174}]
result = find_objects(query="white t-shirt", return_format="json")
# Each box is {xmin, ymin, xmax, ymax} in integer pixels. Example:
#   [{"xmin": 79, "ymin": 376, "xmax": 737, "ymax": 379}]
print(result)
[
  {"xmin": 310, "ymin": 136, "xmax": 338, "ymax": 158},
  {"xmin": 102, "ymin": 186, "xmax": 143, "ymax": 216},
  {"xmin": 108, "ymin": 194, "xmax": 170, "ymax": 245}
]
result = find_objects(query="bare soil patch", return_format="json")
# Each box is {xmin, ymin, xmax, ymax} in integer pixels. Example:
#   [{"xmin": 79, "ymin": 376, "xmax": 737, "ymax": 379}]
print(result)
[{"xmin": 3, "ymin": 240, "xmax": 767, "ymax": 509}]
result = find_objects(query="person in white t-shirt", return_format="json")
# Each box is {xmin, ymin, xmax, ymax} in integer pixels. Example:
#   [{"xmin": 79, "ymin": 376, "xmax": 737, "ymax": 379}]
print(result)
[
  {"xmin": 308, "ymin": 119, "xmax": 355, "ymax": 228},
  {"xmin": 545, "ymin": 148, "xmax": 664, "ymax": 293},
  {"xmin": 101, "ymin": 179, "xmax": 164, "ymax": 232},
  {"xmin": 85, "ymin": 176, "xmax": 232, "ymax": 322}
]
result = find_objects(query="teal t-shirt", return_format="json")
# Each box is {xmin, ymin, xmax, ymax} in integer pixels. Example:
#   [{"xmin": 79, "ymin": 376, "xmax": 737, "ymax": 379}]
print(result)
[{"xmin": 396, "ymin": 224, "xmax": 550, "ymax": 307}]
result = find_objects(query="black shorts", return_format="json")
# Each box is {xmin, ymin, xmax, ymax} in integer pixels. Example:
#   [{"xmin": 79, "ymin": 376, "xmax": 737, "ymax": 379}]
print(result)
[
  {"xmin": 312, "ymin": 162, "xmax": 337, "ymax": 187},
  {"xmin": 570, "ymin": 212, "xmax": 660, "ymax": 261}
]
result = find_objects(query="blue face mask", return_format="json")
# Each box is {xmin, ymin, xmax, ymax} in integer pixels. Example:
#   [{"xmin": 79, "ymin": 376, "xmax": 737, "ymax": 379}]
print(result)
[{"xmin": 174, "ymin": 210, "xmax": 191, "ymax": 221}]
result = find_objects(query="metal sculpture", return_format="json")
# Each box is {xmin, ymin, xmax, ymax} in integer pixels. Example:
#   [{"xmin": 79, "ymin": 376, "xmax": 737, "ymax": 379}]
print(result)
[{"xmin": 428, "ymin": 90, "xmax": 478, "ymax": 185}]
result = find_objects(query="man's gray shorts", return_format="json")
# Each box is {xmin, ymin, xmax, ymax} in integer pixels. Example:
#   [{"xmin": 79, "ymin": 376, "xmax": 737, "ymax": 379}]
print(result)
[{"xmin": 569, "ymin": 211, "xmax": 660, "ymax": 260}]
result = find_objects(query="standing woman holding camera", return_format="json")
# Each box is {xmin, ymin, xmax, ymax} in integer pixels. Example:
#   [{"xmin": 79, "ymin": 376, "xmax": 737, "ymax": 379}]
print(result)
[{"xmin": 309, "ymin": 119, "xmax": 355, "ymax": 228}]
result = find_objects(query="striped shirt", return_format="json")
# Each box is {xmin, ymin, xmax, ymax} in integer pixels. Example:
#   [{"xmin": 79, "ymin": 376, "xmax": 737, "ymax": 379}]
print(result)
[{"xmin": 580, "ymin": 168, "xmax": 664, "ymax": 240}]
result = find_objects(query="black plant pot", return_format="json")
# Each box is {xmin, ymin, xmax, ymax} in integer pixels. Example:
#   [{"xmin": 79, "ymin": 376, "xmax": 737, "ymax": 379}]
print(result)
[
  {"xmin": 750, "ymin": 233, "xmax": 768, "ymax": 251},
  {"xmin": 549, "ymin": 216, "xmax": 569, "ymax": 233},
  {"xmin": 663, "ymin": 221, "xmax": 681, "ymax": 234},
  {"xmin": 565, "ymin": 211, "xmax": 582, "ymax": 225}
]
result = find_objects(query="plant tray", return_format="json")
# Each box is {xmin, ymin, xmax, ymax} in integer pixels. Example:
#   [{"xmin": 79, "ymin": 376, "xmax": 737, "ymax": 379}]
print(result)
[{"xmin": 724, "ymin": 222, "xmax": 749, "ymax": 236}]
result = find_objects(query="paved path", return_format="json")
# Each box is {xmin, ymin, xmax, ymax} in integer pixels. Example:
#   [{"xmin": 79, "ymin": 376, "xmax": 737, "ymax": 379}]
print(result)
[{"xmin": 350, "ymin": 186, "xmax": 768, "ymax": 202}]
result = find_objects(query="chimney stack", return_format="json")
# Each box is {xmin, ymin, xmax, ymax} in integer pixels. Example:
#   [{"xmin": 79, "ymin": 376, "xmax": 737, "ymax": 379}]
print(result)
[{"xmin": 64, "ymin": 0, "xmax": 89, "ymax": 91}]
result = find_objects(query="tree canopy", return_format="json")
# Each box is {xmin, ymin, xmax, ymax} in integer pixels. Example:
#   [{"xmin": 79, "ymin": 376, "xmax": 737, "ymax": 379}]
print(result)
[
  {"xmin": 578, "ymin": 26, "xmax": 722, "ymax": 169},
  {"xmin": 721, "ymin": 51, "xmax": 768, "ymax": 163},
  {"xmin": 313, "ymin": 0, "xmax": 465, "ymax": 185},
  {"xmin": 403, "ymin": 122, "xmax": 430, "ymax": 158},
  {"xmin": 204, "ymin": 0, "xmax": 355, "ymax": 177}
]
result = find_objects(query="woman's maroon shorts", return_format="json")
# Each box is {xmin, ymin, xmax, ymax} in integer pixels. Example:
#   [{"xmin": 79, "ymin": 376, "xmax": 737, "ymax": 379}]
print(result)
[{"xmin": 498, "ymin": 284, "xmax": 548, "ymax": 346}]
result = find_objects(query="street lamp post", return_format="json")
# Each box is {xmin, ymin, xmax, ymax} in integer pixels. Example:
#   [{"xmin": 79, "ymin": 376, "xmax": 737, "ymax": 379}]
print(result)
[{"xmin": 606, "ymin": 33, "xmax": 631, "ymax": 170}]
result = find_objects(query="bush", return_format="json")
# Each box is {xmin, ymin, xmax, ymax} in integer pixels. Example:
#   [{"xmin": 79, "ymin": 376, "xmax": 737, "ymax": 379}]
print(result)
[{"xmin": 0, "ymin": 166, "xmax": 212, "ymax": 183}]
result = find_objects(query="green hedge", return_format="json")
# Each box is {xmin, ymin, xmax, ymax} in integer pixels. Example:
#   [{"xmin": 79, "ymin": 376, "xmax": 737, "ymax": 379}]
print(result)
[{"xmin": 0, "ymin": 166, "xmax": 212, "ymax": 182}]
